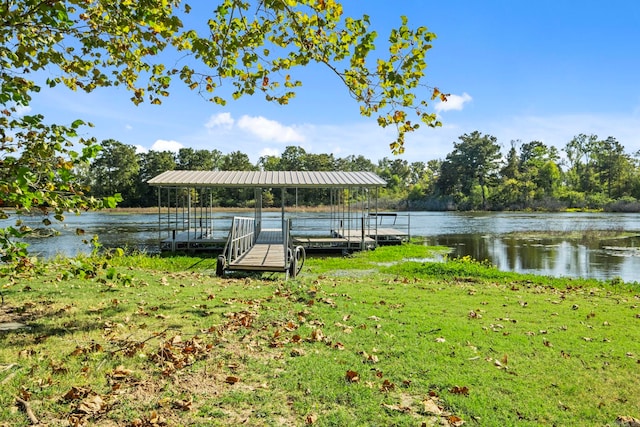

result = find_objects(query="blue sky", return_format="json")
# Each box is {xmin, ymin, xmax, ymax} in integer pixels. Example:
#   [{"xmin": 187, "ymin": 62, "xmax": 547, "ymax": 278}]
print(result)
[{"xmin": 28, "ymin": 0, "xmax": 640, "ymax": 165}]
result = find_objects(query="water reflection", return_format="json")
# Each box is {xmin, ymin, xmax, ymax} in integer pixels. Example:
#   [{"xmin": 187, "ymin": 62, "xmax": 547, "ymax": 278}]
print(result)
[{"xmin": 428, "ymin": 234, "xmax": 640, "ymax": 282}]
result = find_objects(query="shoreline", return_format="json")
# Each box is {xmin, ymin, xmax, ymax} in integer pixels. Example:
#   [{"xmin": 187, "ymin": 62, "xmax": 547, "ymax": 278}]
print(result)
[{"xmin": 103, "ymin": 205, "xmax": 341, "ymax": 214}]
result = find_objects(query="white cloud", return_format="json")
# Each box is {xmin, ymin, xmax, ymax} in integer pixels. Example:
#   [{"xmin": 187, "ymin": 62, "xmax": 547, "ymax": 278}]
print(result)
[
  {"xmin": 435, "ymin": 92, "xmax": 472, "ymax": 113},
  {"xmin": 151, "ymin": 139, "xmax": 184, "ymax": 152},
  {"xmin": 125, "ymin": 124, "xmax": 133, "ymax": 131},
  {"xmin": 206, "ymin": 112, "xmax": 235, "ymax": 130},
  {"xmin": 134, "ymin": 145, "xmax": 148, "ymax": 154},
  {"xmin": 14, "ymin": 105, "xmax": 31, "ymax": 116},
  {"xmin": 237, "ymin": 115, "xmax": 305, "ymax": 143}
]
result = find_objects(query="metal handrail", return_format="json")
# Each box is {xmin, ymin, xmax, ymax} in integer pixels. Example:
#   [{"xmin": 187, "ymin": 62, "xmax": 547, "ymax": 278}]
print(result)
[
  {"xmin": 224, "ymin": 216, "xmax": 256, "ymax": 264},
  {"xmin": 283, "ymin": 218, "xmax": 290, "ymax": 270}
]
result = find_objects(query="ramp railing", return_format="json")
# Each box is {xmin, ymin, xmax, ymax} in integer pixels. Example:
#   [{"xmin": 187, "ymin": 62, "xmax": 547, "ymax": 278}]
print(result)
[{"xmin": 224, "ymin": 216, "xmax": 256, "ymax": 264}]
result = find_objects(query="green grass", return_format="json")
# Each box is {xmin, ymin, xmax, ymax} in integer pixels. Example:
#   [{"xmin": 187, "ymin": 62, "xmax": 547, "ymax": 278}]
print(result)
[{"xmin": 1, "ymin": 245, "xmax": 639, "ymax": 426}]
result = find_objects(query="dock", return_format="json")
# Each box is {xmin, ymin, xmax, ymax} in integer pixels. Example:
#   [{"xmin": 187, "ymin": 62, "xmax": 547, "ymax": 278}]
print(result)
[
  {"xmin": 147, "ymin": 170, "xmax": 402, "ymax": 277},
  {"xmin": 229, "ymin": 229, "xmax": 286, "ymax": 272},
  {"xmin": 332, "ymin": 227, "xmax": 409, "ymax": 245},
  {"xmin": 214, "ymin": 217, "xmax": 306, "ymax": 278},
  {"xmin": 293, "ymin": 236, "xmax": 376, "ymax": 251},
  {"xmin": 160, "ymin": 231, "xmax": 225, "ymax": 252}
]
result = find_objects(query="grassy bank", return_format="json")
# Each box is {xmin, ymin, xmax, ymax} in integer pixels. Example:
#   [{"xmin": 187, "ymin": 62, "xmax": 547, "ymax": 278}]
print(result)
[{"xmin": 1, "ymin": 245, "xmax": 639, "ymax": 426}]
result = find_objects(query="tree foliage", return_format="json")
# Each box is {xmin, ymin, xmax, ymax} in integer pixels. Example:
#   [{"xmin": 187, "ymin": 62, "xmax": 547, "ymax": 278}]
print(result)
[
  {"xmin": 79, "ymin": 132, "xmax": 640, "ymax": 213},
  {"xmin": 177, "ymin": 1, "xmax": 444, "ymax": 154},
  {"xmin": 437, "ymin": 131, "xmax": 501, "ymax": 209},
  {"xmin": 0, "ymin": 0, "xmax": 444, "ymax": 270},
  {"xmin": 89, "ymin": 140, "xmax": 139, "ymax": 202}
]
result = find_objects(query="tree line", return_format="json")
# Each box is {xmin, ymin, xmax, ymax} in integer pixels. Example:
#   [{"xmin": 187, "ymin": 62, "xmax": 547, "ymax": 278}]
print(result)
[{"xmin": 86, "ymin": 131, "xmax": 640, "ymax": 212}]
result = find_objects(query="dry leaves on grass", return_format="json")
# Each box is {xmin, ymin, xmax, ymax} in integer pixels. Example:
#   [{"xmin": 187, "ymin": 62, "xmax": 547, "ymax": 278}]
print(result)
[
  {"xmin": 345, "ymin": 370, "xmax": 360, "ymax": 383},
  {"xmin": 617, "ymin": 415, "xmax": 640, "ymax": 427},
  {"xmin": 65, "ymin": 392, "xmax": 111, "ymax": 427},
  {"xmin": 450, "ymin": 386, "xmax": 470, "ymax": 396},
  {"xmin": 381, "ymin": 394, "xmax": 466, "ymax": 426},
  {"xmin": 225, "ymin": 376, "xmax": 240, "ymax": 385},
  {"xmin": 129, "ymin": 410, "xmax": 167, "ymax": 426},
  {"xmin": 305, "ymin": 413, "xmax": 318, "ymax": 424}
]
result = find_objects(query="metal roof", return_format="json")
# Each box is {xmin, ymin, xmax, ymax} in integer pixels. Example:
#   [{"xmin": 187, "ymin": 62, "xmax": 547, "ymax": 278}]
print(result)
[{"xmin": 148, "ymin": 170, "xmax": 387, "ymax": 188}]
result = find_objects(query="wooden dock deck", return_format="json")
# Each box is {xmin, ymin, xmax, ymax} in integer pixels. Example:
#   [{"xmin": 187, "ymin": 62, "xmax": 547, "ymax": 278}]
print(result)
[
  {"xmin": 293, "ymin": 236, "xmax": 376, "ymax": 251},
  {"xmin": 228, "ymin": 229, "xmax": 287, "ymax": 272},
  {"xmin": 333, "ymin": 227, "xmax": 409, "ymax": 244},
  {"xmin": 161, "ymin": 230, "xmax": 226, "ymax": 252},
  {"xmin": 162, "ymin": 228, "xmax": 402, "ymax": 254}
]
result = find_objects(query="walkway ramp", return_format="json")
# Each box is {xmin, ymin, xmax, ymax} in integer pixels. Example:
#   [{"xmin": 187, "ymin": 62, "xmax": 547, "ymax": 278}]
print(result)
[
  {"xmin": 229, "ymin": 229, "xmax": 286, "ymax": 272},
  {"xmin": 217, "ymin": 217, "xmax": 305, "ymax": 278}
]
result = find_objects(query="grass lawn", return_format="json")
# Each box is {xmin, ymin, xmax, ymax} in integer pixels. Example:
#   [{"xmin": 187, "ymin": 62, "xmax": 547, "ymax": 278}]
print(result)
[{"xmin": 1, "ymin": 244, "xmax": 639, "ymax": 426}]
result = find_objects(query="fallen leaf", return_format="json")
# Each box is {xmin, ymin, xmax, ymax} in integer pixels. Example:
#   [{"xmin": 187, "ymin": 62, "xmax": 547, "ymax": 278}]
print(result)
[
  {"xmin": 422, "ymin": 398, "xmax": 443, "ymax": 415},
  {"xmin": 616, "ymin": 415, "xmax": 640, "ymax": 426},
  {"xmin": 19, "ymin": 388, "xmax": 31, "ymax": 401},
  {"xmin": 345, "ymin": 370, "xmax": 359, "ymax": 383},
  {"xmin": 290, "ymin": 348, "xmax": 305, "ymax": 357},
  {"xmin": 76, "ymin": 394, "xmax": 105, "ymax": 414},
  {"xmin": 362, "ymin": 352, "xmax": 379, "ymax": 364},
  {"xmin": 380, "ymin": 379, "xmax": 395, "ymax": 392},
  {"xmin": 110, "ymin": 365, "xmax": 133, "ymax": 380},
  {"xmin": 321, "ymin": 298, "xmax": 336, "ymax": 307},
  {"xmin": 63, "ymin": 386, "xmax": 91, "ymax": 401},
  {"xmin": 284, "ymin": 321, "xmax": 298, "ymax": 331},
  {"xmin": 225, "ymin": 376, "xmax": 240, "ymax": 385},
  {"xmin": 447, "ymin": 415, "xmax": 465, "ymax": 426},
  {"xmin": 450, "ymin": 386, "xmax": 469, "ymax": 396},
  {"xmin": 173, "ymin": 398, "xmax": 193, "ymax": 411},
  {"xmin": 310, "ymin": 329, "xmax": 324, "ymax": 342},
  {"xmin": 305, "ymin": 413, "xmax": 318, "ymax": 424}
]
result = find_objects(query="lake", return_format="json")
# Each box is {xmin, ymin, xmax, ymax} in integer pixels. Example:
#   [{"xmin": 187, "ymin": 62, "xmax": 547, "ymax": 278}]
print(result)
[{"xmin": 9, "ymin": 211, "xmax": 640, "ymax": 283}]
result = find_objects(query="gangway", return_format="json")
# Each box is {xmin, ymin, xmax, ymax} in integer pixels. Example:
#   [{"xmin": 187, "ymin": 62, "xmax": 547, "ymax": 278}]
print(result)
[{"xmin": 216, "ymin": 217, "xmax": 305, "ymax": 279}]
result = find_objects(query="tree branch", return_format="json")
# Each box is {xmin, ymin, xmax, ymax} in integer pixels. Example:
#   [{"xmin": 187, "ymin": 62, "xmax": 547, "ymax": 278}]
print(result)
[{"xmin": 16, "ymin": 396, "xmax": 39, "ymax": 425}]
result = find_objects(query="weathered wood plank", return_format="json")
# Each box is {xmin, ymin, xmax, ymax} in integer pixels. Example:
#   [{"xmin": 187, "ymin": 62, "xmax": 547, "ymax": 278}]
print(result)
[{"xmin": 230, "ymin": 228, "xmax": 287, "ymax": 271}]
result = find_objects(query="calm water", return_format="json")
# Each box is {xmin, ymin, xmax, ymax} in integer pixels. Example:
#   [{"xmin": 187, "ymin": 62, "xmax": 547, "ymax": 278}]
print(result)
[{"xmin": 8, "ymin": 211, "xmax": 640, "ymax": 283}]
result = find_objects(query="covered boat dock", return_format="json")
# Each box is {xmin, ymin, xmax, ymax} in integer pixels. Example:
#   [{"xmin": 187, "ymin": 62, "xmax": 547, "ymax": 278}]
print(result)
[{"xmin": 147, "ymin": 170, "xmax": 408, "ymax": 277}]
